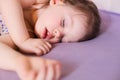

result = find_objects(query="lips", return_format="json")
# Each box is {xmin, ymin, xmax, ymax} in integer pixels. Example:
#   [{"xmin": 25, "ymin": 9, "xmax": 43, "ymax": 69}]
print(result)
[{"xmin": 41, "ymin": 27, "xmax": 52, "ymax": 39}]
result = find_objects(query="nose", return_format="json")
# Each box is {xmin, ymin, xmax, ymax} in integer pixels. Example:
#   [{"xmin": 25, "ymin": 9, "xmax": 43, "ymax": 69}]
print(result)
[{"xmin": 53, "ymin": 29, "xmax": 62, "ymax": 38}]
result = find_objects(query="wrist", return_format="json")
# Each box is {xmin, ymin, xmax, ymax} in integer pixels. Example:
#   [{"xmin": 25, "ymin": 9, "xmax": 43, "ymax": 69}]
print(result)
[
  {"xmin": 16, "ymin": 37, "xmax": 31, "ymax": 48},
  {"xmin": 15, "ymin": 55, "xmax": 29, "ymax": 73},
  {"xmin": 14, "ymin": 36, "xmax": 31, "ymax": 47}
]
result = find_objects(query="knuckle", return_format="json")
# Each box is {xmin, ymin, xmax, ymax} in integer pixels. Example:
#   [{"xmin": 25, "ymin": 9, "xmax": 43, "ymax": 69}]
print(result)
[
  {"xmin": 35, "ymin": 50, "xmax": 43, "ymax": 56},
  {"xmin": 54, "ymin": 61, "xmax": 61, "ymax": 67}
]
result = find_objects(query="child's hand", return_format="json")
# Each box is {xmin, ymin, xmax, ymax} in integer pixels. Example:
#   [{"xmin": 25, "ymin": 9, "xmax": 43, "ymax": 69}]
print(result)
[
  {"xmin": 18, "ymin": 38, "xmax": 52, "ymax": 55},
  {"xmin": 17, "ymin": 57, "xmax": 61, "ymax": 80}
]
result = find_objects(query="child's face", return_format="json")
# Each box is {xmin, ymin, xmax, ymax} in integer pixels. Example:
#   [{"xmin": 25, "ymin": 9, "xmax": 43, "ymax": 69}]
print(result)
[{"xmin": 34, "ymin": 2, "xmax": 87, "ymax": 43}]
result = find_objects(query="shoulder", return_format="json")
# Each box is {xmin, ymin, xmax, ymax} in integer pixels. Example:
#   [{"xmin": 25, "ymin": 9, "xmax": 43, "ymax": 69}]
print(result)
[
  {"xmin": 20, "ymin": 0, "xmax": 48, "ymax": 8},
  {"xmin": 20, "ymin": 0, "xmax": 35, "ymax": 8}
]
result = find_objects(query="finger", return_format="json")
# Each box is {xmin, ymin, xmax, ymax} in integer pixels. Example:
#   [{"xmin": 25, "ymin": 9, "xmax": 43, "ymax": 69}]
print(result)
[
  {"xmin": 38, "ymin": 45, "xmax": 48, "ymax": 54},
  {"xmin": 41, "ymin": 41, "xmax": 52, "ymax": 52},
  {"xmin": 45, "ymin": 41, "xmax": 52, "ymax": 49},
  {"xmin": 46, "ymin": 64, "xmax": 55, "ymax": 80},
  {"xmin": 32, "ymin": 47, "xmax": 43, "ymax": 56},
  {"xmin": 36, "ymin": 65, "xmax": 47, "ymax": 80},
  {"xmin": 41, "ymin": 44, "xmax": 50, "ymax": 53},
  {"xmin": 21, "ymin": 70, "xmax": 37, "ymax": 80},
  {"xmin": 27, "ymin": 70, "xmax": 37, "ymax": 80},
  {"xmin": 55, "ymin": 63, "xmax": 61, "ymax": 80},
  {"xmin": 47, "ymin": 38, "xmax": 60, "ymax": 43}
]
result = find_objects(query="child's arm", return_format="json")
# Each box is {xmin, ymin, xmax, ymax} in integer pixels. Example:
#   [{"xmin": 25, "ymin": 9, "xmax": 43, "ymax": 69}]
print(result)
[
  {"xmin": 0, "ymin": 0, "xmax": 52, "ymax": 55},
  {"xmin": 0, "ymin": 34, "xmax": 61, "ymax": 80},
  {"xmin": 0, "ymin": 0, "xmax": 30, "ymax": 45}
]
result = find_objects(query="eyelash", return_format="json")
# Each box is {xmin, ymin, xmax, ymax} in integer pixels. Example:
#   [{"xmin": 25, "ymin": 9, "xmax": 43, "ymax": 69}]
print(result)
[{"xmin": 61, "ymin": 19, "xmax": 65, "ymax": 27}]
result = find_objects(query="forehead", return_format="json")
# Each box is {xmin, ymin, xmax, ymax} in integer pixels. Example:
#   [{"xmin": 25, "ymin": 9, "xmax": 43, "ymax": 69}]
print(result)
[{"xmin": 48, "ymin": 4, "xmax": 78, "ymax": 14}]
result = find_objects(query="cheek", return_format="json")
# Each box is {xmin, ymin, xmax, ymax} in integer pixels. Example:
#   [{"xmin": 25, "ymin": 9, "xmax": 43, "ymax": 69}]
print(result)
[
  {"xmin": 62, "ymin": 37, "xmax": 69, "ymax": 42},
  {"xmin": 34, "ymin": 25, "xmax": 40, "ymax": 37},
  {"xmin": 34, "ymin": 20, "xmax": 43, "ymax": 36},
  {"xmin": 41, "ymin": 12, "xmax": 61, "ymax": 24}
]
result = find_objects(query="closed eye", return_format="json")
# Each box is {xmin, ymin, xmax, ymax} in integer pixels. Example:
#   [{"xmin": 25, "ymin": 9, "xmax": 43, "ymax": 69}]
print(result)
[{"xmin": 61, "ymin": 19, "xmax": 65, "ymax": 27}]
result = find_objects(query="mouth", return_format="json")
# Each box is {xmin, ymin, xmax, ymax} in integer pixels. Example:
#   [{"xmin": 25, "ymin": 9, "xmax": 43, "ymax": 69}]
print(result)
[
  {"xmin": 41, "ymin": 27, "xmax": 47, "ymax": 39},
  {"xmin": 41, "ymin": 27, "xmax": 52, "ymax": 39}
]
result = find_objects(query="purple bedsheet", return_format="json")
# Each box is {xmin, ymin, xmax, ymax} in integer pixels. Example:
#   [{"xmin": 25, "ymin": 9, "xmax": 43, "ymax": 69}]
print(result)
[{"xmin": 0, "ymin": 10, "xmax": 120, "ymax": 80}]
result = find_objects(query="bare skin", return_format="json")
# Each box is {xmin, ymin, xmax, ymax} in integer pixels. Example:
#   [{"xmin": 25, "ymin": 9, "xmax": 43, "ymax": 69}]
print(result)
[
  {"xmin": 0, "ymin": 34, "xmax": 61, "ymax": 80},
  {"xmin": 0, "ymin": 0, "xmax": 62, "ymax": 79},
  {"xmin": 0, "ymin": 0, "xmax": 88, "ymax": 55},
  {"xmin": 0, "ymin": 0, "xmax": 52, "ymax": 55},
  {"xmin": 0, "ymin": 0, "xmax": 87, "ymax": 79}
]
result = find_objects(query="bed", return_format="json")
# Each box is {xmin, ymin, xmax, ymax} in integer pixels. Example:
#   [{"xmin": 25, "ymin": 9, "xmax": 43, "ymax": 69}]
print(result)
[{"xmin": 0, "ymin": 10, "xmax": 120, "ymax": 80}]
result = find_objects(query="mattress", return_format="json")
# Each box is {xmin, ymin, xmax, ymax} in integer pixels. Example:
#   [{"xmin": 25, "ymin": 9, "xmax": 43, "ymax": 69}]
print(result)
[{"xmin": 0, "ymin": 10, "xmax": 120, "ymax": 80}]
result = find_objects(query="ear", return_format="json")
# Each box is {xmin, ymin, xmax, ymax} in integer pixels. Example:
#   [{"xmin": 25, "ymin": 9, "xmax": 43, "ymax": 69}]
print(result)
[{"xmin": 50, "ymin": 0, "xmax": 64, "ymax": 6}]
